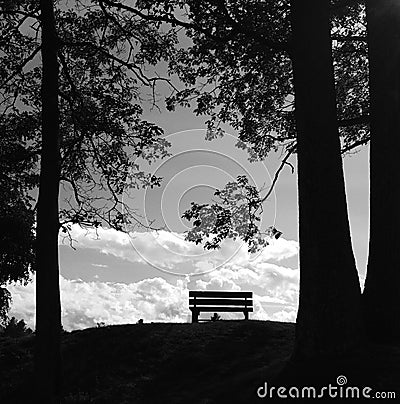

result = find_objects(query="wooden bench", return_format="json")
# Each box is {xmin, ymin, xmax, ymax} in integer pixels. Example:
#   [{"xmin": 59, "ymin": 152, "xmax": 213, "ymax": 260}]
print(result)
[{"xmin": 189, "ymin": 291, "xmax": 253, "ymax": 323}]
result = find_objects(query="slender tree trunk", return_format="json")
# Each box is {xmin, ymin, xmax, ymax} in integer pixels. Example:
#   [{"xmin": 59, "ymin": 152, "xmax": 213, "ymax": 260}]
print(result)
[
  {"xmin": 363, "ymin": 0, "xmax": 400, "ymax": 342},
  {"xmin": 291, "ymin": 0, "xmax": 362, "ymax": 359},
  {"xmin": 35, "ymin": 0, "xmax": 62, "ymax": 402}
]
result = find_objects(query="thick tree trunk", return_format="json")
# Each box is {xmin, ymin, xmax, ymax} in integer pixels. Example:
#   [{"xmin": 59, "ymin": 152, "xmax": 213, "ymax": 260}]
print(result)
[
  {"xmin": 35, "ymin": 0, "xmax": 62, "ymax": 402},
  {"xmin": 291, "ymin": 0, "xmax": 362, "ymax": 359},
  {"xmin": 363, "ymin": 0, "xmax": 400, "ymax": 342}
]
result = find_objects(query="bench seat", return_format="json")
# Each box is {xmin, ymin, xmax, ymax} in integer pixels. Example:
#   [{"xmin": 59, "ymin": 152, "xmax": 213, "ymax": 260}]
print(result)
[{"xmin": 189, "ymin": 291, "xmax": 253, "ymax": 323}]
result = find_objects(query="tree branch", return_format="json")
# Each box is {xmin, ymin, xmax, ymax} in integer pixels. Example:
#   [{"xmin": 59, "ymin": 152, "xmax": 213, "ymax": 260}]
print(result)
[
  {"xmin": 58, "ymin": 51, "xmax": 78, "ymax": 97},
  {"xmin": 0, "ymin": 46, "xmax": 41, "ymax": 88},
  {"xmin": 332, "ymin": 35, "xmax": 367, "ymax": 42},
  {"xmin": 261, "ymin": 143, "xmax": 296, "ymax": 203},
  {"xmin": 338, "ymin": 114, "xmax": 369, "ymax": 127},
  {"xmin": 341, "ymin": 136, "xmax": 370, "ymax": 154},
  {"xmin": 210, "ymin": 0, "xmax": 288, "ymax": 52},
  {"xmin": 331, "ymin": 0, "xmax": 365, "ymax": 17},
  {"xmin": 100, "ymin": 0, "xmax": 288, "ymax": 53},
  {"xmin": 60, "ymin": 176, "xmax": 82, "ymax": 206},
  {"xmin": 0, "ymin": 9, "xmax": 40, "ymax": 20}
]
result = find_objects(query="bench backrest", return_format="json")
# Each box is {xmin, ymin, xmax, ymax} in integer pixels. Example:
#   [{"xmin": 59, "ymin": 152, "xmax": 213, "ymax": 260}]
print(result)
[{"xmin": 189, "ymin": 291, "xmax": 253, "ymax": 312}]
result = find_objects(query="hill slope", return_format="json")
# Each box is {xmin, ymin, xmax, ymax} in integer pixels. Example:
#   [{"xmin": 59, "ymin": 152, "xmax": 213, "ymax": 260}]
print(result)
[{"xmin": 0, "ymin": 321, "xmax": 399, "ymax": 403}]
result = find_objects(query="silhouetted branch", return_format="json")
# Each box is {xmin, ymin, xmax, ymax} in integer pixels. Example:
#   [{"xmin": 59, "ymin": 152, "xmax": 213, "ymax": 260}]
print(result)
[
  {"xmin": 100, "ymin": 0, "xmax": 288, "ymax": 52},
  {"xmin": 0, "ymin": 9, "xmax": 40, "ymax": 19},
  {"xmin": 0, "ymin": 46, "xmax": 41, "ymax": 88},
  {"xmin": 332, "ymin": 35, "xmax": 367, "ymax": 42},
  {"xmin": 210, "ymin": 0, "xmax": 288, "ymax": 52},
  {"xmin": 341, "ymin": 136, "xmax": 370, "ymax": 154},
  {"xmin": 338, "ymin": 114, "xmax": 369, "ymax": 127},
  {"xmin": 60, "ymin": 176, "xmax": 82, "ymax": 207},
  {"xmin": 58, "ymin": 51, "xmax": 78, "ymax": 97},
  {"xmin": 331, "ymin": 0, "xmax": 364, "ymax": 17},
  {"xmin": 261, "ymin": 143, "xmax": 296, "ymax": 203}
]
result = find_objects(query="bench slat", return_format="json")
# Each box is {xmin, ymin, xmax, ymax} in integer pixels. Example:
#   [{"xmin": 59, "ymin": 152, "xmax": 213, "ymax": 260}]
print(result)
[
  {"xmin": 189, "ymin": 291, "xmax": 252, "ymax": 298},
  {"xmin": 189, "ymin": 298, "xmax": 253, "ymax": 307},
  {"xmin": 189, "ymin": 307, "xmax": 254, "ymax": 312}
]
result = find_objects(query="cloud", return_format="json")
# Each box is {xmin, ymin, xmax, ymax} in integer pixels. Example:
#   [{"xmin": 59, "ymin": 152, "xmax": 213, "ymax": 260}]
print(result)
[
  {"xmin": 60, "ymin": 225, "xmax": 299, "ymax": 275},
  {"xmin": 8, "ymin": 276, "xmax": 191, "ymax": 331},
  {"xmin": 92, "ymin": 263, "xmax": 109, "ymax": 268},
  {"xmin": 8, "ymin": 261, "xmax": 299, "ymax": 331},
  {"xmin": 6, "ymin": 228, "xmax": 299, "ymax": 331},
  {"xmin": 193, "ymin": 261, "xmax": 299, "ymax": 314}
]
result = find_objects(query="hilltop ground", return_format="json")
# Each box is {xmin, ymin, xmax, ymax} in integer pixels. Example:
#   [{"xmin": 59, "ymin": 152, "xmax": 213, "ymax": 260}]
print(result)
[{"xmin": 0, "ymin": 320, "xmax": 399, "ymax": 403}]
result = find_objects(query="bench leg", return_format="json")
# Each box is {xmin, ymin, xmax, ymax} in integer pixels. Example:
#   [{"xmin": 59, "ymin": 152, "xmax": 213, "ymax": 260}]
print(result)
[
  {"xmin": 244, "ymin": 311, "xmax": 249, "ymax": 321},
  {"xmin": 192, "ymin": 310, "xmax": 199, "ymax": 323}
]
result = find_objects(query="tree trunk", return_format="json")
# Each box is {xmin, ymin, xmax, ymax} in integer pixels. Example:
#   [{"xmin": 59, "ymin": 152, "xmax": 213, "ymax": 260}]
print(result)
[
  {"xmin": 363, "ymin": 0, "xmax": 400, "ymax": 342},
  {"xmin": 35, "ymin": 0, "xmax": 62, "ymax": 402},
  {"xmin": 291, "ymin": 0, "xmax": 362, "ymax": 359}
]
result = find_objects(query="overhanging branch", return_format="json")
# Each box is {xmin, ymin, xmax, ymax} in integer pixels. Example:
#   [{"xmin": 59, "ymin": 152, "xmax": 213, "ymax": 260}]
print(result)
[
  {"xmin": 100, "ymin": 0, "xmax": 288, "ymax": 53},
  {"xmin": 341, "ymin": 136, "xmax": 370, "ymax": 154},
  {"xmin": 331, "ymin": 0, "xmax": 365, "ymax": 17},
  {"xmin": 0, "ymin": 46, "xmax": 41, "ymax": 88},
  {"xmin": 338, "ymin": 114, "xmax": 369, "ymax": 127},
  {"xmin": 261, "ymin": 143, "xmax": 296, "ymax": 203}
]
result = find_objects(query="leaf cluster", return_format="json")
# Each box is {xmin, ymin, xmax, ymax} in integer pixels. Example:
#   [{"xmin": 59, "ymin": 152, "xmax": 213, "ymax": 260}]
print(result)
[{"xmin": 182, "ymin": 175, "xmax": 268, "ymax": 253}]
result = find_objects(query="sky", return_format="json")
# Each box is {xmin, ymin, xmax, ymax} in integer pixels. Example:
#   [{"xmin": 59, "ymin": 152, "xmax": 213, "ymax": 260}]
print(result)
[{"xmin": 8, "ymin": 101, "xmax": 370, "ymax": 331}]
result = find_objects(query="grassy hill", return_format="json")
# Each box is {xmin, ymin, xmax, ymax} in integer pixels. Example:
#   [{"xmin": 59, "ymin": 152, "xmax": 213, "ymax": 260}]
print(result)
[{"xmin": 0, "ymin": 320, "xmax": 399, "ymax": 403}]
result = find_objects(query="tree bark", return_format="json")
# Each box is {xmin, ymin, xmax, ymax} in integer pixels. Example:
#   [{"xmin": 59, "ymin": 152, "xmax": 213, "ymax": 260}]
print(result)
[
  {"xmin": 363, "ymin": 0, "xmax": 400, "ymax": 342},
  {"xmin": 291, "ymin": 0, "xmax": 362, "ymax": 359},
  {"xmin": 35, "ymin": 0, "xmax": 62, "ymax": 402}
]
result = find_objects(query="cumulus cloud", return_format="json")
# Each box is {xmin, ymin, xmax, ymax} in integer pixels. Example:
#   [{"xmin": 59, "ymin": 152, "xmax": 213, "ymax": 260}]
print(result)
[
  {"xmin": 8, "ymin": 261, "xmax": 298, "ymax": 330},
  {"xmin": 60, "ymin": 225, "xmax": 298, "ymax": 275},
  {"xmin": 8, "ymin": 276, "xmax": 191, "ymax": 331},
  {"xmin": 7, "ymin": 228, "xmax": 299, "ymax": 331}
]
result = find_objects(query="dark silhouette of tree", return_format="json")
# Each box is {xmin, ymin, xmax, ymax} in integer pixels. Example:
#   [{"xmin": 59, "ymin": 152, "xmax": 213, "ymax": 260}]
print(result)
[
  {"xmin": 363, "ymin": 0, "xmax": 400, "ymax": 342},
  {"xmin": 0, "ymin": 199, "xmax": 35, "ymax": 325},
  {"xmin": 1, "ymin": 1, "xmax": 176, "ymax": 401},
  {"xmin": 34, "ymin": 1, "xmax": 63, "ymax": 402},
  {"xmin": 119, "ymin": 0, "xmax": 365, "ymax": 357},
  {"xmin": 3, "ymin": 316, "xmax": 33, "ymax": 338},
  {"xmin": 0, "ymin": 86, "xmax": 37, "ymax": 326},
  {"xmin": 290, "ymin": 0, "xmax": 361, "ymax": 358}
]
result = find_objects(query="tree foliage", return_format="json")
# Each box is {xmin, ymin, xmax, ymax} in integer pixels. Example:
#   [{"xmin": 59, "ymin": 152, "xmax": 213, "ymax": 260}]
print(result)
[
  {"xmin": 182, "ymin": 175, "xmax": 268, "ymax": 252},
  {"xmin": 0, "ymin": 0, "xmax": 176, "ymax": 234},
  {"xmin": 103, "ymin": 1, "xmax": 368, "ymax": 159},
  {"xmin": 0, "ymin": 67, "xmax": 37, "ymax": 323},
  {"xmin": 94, "ymin": 1, "xmax": 369, "ymax": 251},
  {"xmin": 0, "ymin": 151, "xmax": 36, "ymax": 286},
  {"xmin": 2, "ymin": 316, "xmax": 33, "ymax": 337}
]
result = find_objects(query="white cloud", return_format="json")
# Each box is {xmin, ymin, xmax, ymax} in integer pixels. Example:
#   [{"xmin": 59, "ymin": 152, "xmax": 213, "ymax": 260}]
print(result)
[
  {"xmin": 8, "ymin": 276, "xmax": 191, "ymax": 331},
  {"xmin": 91, "ymin": 263, "xmax": 109, "ymax": 268},
  {"xmin": 8, "ymin": 261, "xmax": 299, "ymax": 331},
  {"xmin": 60, "ymin": 225, "xmax": 298, "ymax": 275},
  {"xmin": 6, "ymin": 228, "xmax": 299, "ymax": 331}
]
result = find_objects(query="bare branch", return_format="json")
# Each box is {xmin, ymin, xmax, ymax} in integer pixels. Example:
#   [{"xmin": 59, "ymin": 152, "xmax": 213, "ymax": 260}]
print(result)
[
  {"xmin": 60, "ymin": 176, "xmax": 82, "ymax": 207},
  {"xmin": 261, "ymin": 143, "xmax": 296, "ymax": 203}
]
